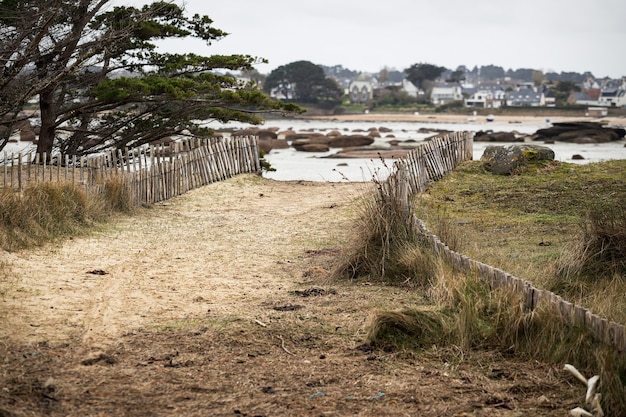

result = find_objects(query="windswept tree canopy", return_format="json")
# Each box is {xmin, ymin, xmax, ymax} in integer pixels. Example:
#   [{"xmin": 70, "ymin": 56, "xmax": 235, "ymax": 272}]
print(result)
[
  {"xmin": 404, "ymin": 62, "xmax": 447, "ymax": 90},
  {"xmin": 263, "ymin": 60, "xmax": 343, "ymax": 107},
  {"xmin": 0, "ymin": 0, "xmax": 300, "ymax": 156}
]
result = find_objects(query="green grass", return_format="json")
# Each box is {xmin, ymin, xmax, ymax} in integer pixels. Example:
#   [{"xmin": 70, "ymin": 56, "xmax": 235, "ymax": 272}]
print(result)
[{"xmin": 414, "ymin": 159, "xmax": 626, "ymax": 324}]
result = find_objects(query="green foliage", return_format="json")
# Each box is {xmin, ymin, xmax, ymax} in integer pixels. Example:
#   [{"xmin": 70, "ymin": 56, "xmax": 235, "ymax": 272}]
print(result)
[
  {"xmin": 258, "ymin": 150, "xmax": 275, "ymax": 173},
  {"xmin": 434, "ymin": 100, "xmax": 465, "ymax": 112},
  {"xmin": 264, "ymin": 60, "xmax": 343, "ymax": 106},
  {"xmin": 446, "ymin": 70, "xmax": 466, "ymax": 83},
  {"xmin": 404, "ymin": 62, "xmax": 447, "ymax": 90},
  {"xmin": 0, "ymin": 1, "xmax": 301, "ymax": 156},
  {"xmin": 370, "ymin": 88, "xmax": 418, "ymax": 108}
]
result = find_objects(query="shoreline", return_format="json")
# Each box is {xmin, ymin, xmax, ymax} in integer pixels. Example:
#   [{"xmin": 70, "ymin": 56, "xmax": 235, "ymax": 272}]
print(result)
[{"xmin": 299, "ymin": 112, "xmax": 626, "ymax": 127}]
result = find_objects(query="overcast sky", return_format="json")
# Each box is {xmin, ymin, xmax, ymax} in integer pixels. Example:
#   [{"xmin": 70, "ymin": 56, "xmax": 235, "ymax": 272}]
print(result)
[{"xmin": 123, "ymin": 0, "xmax": 625, "ymax": 78}]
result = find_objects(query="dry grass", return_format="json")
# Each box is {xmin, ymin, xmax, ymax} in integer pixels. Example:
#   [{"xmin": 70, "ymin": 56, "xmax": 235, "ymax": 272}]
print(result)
[
  {"xmin": 332, "ymin": 167, "xmax": 437, "ymax": 286},
  {"xmin": 0, "ymin": 173, "xmax": 614, "ymax": 416},
  {"xmin": 556, "ymin": 202, "xmax": 626, "ymax": 279},
  {"xmin": 101, "ymin": 175, "xmax": 137, "ymax": 213},
  {"xmin": 364, "ymin": 265, "xmax": 626, "ymax": 414},
  {"xmin": 0, "ymin": 177, "xmax": 137, "ymax": 251},
  {"xmin": 366, "ymin": 307, "xmax": 448, "ymax": 350},
  {"xmin": 343, "ymin": 159, "xmax": 626, "ymax": 414}
]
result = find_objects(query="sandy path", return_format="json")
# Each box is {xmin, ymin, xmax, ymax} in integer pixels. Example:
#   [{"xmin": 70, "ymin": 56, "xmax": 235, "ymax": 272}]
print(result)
[
  {"xmin": 1, "ymin": 174, "xmax": 586, "ymax": 416},
  {"xmin": 2, "ymin": 175, "xmax": 363, "ymax": 350}
]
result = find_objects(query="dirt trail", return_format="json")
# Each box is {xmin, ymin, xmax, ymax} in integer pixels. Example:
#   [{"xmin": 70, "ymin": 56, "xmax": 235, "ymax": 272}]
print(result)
[
  {"xmin": 3, "ymin": 175, "xmax": 357, "ymax": 347},
  {"xmin": 1, "ymin": 175, "xmax": 581, "ymax": 416}
]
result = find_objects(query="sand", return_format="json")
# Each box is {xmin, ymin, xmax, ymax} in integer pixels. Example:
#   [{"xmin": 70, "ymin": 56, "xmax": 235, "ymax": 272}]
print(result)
[
  {"xmin": 0, "ymin": 174, "xmax": 583, "ymax": 416},
  {"xmin": 305, "ymin": 112, "xmax": 626, "ymax": 127}
]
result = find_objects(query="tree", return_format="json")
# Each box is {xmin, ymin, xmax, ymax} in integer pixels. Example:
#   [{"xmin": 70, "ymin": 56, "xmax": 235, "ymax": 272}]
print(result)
[
  {"xmin": 0, "ymin": 0, "xmax": 300, "ymax": 157},
  {"xmin": 446, "ymin": 70, "xmax": 466, "ymax": 83},
  {"xmin": 532, "ymin": 70, "xmax": 545, "ymax": 86},
  {"xmin": 552, "ymin": 80, "xmax": 581, "ymax": 105},
  {"xmin": 506, "ymin": 68, "xmax": 534, "ymax": 82},
  {"xmin": 404, "ymin": 62, "xmax": 446, "ymax": 90},
  {"xmin": 264, "ymin": 60, "xmax": 343, "ymax": 106},
  {"xmin": 479, "ymin": 65, "xmax": 505, "ymax": 80}
]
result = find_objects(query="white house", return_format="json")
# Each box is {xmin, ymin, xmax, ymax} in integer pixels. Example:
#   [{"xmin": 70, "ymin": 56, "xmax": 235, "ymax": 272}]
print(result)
[
  {"xmin": 598, "ymin": 88, "xmax": 626, "ymax": 107},
  {"xmin": 464, "ymin": 85, "xmax": 506, "ymax": 108},
  {"xmin": 430, "ymin": 83, "xmax": 463, "ymax": 105},
  {"xmin": 401, "ymin": 79, "xmax": 421, "ymax": 97}
]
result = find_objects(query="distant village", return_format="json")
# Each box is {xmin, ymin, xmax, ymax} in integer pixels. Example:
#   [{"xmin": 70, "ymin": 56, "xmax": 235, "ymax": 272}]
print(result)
[{"xmin": 317, "ymin": 65, "xmax": 626, "ymax": 112}]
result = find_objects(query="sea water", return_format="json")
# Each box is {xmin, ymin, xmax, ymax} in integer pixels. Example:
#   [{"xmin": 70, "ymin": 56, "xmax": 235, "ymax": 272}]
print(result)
[
  {"xmin": 206, "ymin": 118, "xmax": 626, "ymax": 182},
  {"xmin": 4, "ymin": 118, "xmax": 625, "ymax": 183}
]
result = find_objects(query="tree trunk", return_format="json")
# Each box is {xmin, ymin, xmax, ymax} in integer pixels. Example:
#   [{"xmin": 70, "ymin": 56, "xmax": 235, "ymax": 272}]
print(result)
[{"xmin": 36, "ymin": 87, "xmax": 57, "ymax": 161}]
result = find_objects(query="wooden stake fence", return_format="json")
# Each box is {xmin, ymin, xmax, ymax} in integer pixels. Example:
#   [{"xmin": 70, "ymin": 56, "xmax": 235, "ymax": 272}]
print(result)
[
  {"xmin": 0, "ymin": 135, "xmax": 261, "ymax": 205},
  {"xmin": 380, "ymin": 130, "xmax": 626, "ymax": 356}
]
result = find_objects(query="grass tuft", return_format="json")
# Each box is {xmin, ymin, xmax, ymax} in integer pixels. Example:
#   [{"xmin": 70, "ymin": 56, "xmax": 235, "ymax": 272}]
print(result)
[
  {"xmin": 102, "ymin": 176, "xmax": 137, "ymax": 213},
  {"xmin": 333, "ymin": 166, "xmax": 437, "ymax": 284},
  {"xmin": 0, "ymin": 178, "xmax": 137, "ymax": 251},
  {"xmin": 366, "ymin": 308, "xmax": 448, "ymax": 350},
  {"xmin": 556, "ymin": 201, "xmax": 626, "ymax": 280}
]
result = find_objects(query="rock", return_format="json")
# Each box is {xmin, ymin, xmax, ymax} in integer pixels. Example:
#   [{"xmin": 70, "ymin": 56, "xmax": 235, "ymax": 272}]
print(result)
[
  {"xmin": 327, "ymin": 135, "xmax": 375, "ymax": 148},
  {"xmin": 255, "ymin": 129, "xmax": 278, "ymax": 140},
  {"xmin": 292, "ymin": 137, "xmax": 331, "ymax": 151},
  {"xmin": 474, "ymin": 131, "xmax": 521, "ymax": 142},
  {"xmin": 232, "ymin": 128, "xmax": 277, "ymax": 140},
  {"xmin": 277, "ymin": 130, "xmax": 294, "ymax": 140},
  {"xmin": 282, "ymin": 131, "xmax": 326, "ymax": 141},
  {"xmin": 258, "ymin": 139, "xmax": 289, "ymax": 154},
  {"xmin": 327, "ymin": 146, "xmax": 412, "ymax": 159},
  {"xmin": 232, "ymin": 128, "xmax": 260, "ymax": 137},
  {"xmin": 481, "ymin": 144, "xmax": 555, "ymax": 175},
  {"xmin": 20, "ymin": 130, "xmax": 36, "ymax": 142},
  {"xmin": 571, "ymin": 154, "xmax": 585, "ymax": 160},
  {"xmin": 534, "ymin": 122, "xmax": 625, "ymax": 143},
  {"xmin": 298, "ymin": 143, "xmax": 329, "ymax": 152}
]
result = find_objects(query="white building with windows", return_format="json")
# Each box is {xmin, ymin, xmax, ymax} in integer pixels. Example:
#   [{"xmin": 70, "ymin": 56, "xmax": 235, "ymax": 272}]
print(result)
[
  {"xmin": 464, "ymin": 85, "xmax": 506, "ymax": 108},
  {"xmin": 430, "ymin": 83, "xmax": 463, "ymax": 105}
]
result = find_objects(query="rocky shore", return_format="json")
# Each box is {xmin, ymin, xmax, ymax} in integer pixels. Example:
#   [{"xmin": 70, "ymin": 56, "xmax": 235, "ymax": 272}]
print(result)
[{"xmin": 218, "ymin": 112, "xmax": 626, "ymax": 160}]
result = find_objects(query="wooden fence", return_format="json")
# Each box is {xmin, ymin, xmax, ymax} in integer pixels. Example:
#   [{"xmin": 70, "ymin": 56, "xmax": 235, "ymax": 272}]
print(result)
[
  {"xmin": 417, "ymin": 219, "xmax": 626, "ymax": 356},
  {"xmin": 0, "ymin": 135, "xmax": 261, "ymax": 205},
  {"xmin": 395, "ymin": 131, "xmax": 474, "ymax": 193},
  {"xmin": 384, "ymin": 131, "xmax": 626, "ymax": 356}
]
